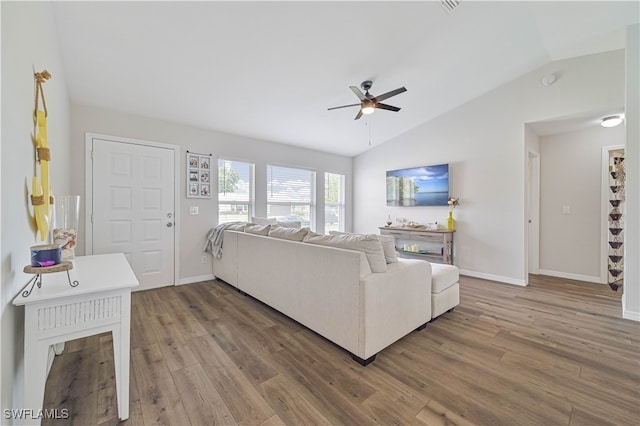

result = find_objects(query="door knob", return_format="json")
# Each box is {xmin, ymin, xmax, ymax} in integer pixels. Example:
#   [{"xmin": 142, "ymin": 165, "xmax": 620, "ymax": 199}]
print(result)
[{"xmin": 166, "ymin": 222, "xmax": 173, "ymax": 227}]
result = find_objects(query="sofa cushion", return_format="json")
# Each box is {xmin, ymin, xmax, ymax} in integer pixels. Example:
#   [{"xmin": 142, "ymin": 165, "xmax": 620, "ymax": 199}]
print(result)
[
  {"xmin": 245, "ymin": 223, "xmax": 271, "ymax": 236},
  {"xmin": 276, "ymin": 220, "xmax": 302, "ymax": 229},
  {"xmin": 330, "ymin": 231, "xmax": 398, "ymax": 264},
  {"xmin": 251, "ymin": 216, "xmax": 277, "ymax": 226},
  {"xmin": 430, "ymin": 263, "xmax": 459, "ymax": 293},
  {"xmin": 269, "ymin": 225, "xmax": 309, "ymax": 241},
  {"xmin": 225, "ymin": 223, "xmax": 247, "ymax": 231},
  {"xmin": 304, "ymin": 232, "xmax": 387, "ymax": 273}
]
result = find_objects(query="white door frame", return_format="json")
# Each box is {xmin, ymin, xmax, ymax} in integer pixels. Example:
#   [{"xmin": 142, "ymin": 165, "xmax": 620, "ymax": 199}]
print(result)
[
  {"xmin": 84, "ymin": 132, "xmax": 180, "ymax": 286},
  {"xmin": 600, "ymin": 145, "xmax": 624, "ymax": 284},
  {"xmin": 525, "ymin": 150, "xmax": 540, "ymax": 282},
  {"xmin": 525, "ymin": 150, "xmax": 541, "ymax": 282}
]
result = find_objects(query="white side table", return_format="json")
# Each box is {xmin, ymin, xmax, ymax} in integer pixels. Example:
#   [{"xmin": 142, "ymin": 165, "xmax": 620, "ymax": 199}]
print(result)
[{"xmin": 13, "ymin": 253, "xmax": 139, "ymax": 424}]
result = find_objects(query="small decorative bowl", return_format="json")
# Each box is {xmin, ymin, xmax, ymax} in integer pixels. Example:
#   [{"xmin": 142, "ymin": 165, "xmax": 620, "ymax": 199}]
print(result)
[{"xmin": 30, "ymin": 244, "xmax": 62, "ymax": 267}]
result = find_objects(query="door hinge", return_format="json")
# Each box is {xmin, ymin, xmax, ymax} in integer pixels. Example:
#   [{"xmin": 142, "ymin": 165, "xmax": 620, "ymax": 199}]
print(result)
[{"xmin": 91, "ymin": 213, "xmax": 93, "ymax": 223}]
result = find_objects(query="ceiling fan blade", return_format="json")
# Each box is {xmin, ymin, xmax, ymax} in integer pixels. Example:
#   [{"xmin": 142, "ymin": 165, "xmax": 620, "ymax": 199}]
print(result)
[
  {"xmin": 375, "ymin": 103, "xmax": 401, "ymax": 112},
  {"xmin": 328, "ymin": 103, "xmax": 361, "ymax": 111},
  {"xmin": 373, "ymin": 87, "xmax": 407, "ymax": 102},
  {"xmin": 354, "ymin": 109, "xmax": 363, "ymax": 120},
  {"xmin": 350, "ymin": 86, "xmax": 367, "ymax": 101}
]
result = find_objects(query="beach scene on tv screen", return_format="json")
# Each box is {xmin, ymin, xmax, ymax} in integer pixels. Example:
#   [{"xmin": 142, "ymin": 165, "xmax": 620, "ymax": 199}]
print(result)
[{"xmin": 386, "ymin": 164, "xmax": 449, "ymax": 206}]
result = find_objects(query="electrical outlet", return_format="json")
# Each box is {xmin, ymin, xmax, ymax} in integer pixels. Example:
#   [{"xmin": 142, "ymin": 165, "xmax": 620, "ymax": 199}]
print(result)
[
  {"xmin": 562, "ymin": 205, "xmax": 571, "ymax": 215},
  {"xmin": 201, "ymin": 255, "xmax": 208, "ymax": 264},
  {"xmin": 190, "ymin": 206, "xmax": 199, "ymax": 215}
]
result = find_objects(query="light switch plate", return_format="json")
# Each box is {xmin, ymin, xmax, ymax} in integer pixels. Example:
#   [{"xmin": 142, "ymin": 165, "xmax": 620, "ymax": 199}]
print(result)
[
  {"xmin": 189, "ymin": 206, "xmax": 199, "ymax": 215},
  {"xmin": 562, "ymin": 205, "xmax": 570, "ymax": 215}
]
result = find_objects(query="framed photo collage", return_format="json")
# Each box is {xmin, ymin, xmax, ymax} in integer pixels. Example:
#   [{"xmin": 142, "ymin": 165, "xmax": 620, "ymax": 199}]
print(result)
[{"xmin": 187, "ymin": 152, "xmax": 212, "ymax": 198}]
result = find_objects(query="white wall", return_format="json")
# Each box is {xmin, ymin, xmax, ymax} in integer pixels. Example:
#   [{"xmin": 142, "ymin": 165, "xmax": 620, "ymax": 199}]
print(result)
[
  {"xmin": 538, "ymin": 125, "xmax": 625, "ymax": 282},
  {"xmin": 1, "ymin": 1, "xmax": 71, "ymax": 417},
  {"xmin": 353, "ymin": 50, "xmax": 626, "ymax": 285},
  {"xmin": 624, "ymin": 24, "xmax": 639, "ymax": 321},
  {"xmin": 70, "ymin": 105, "xmax": 352, "ymax": 283}
]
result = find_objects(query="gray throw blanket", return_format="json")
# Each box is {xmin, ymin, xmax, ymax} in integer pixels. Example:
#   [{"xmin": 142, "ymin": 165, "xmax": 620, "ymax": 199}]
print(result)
[{"xmin": 203, "ymin": 222, "xmax": 246, "ymax": 258}]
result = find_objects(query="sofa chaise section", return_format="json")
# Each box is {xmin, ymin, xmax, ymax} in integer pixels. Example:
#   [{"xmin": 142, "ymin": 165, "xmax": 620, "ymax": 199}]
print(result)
[{"xmin": 430, "ymin": 263, "xmax": 460, "ymax": 319}]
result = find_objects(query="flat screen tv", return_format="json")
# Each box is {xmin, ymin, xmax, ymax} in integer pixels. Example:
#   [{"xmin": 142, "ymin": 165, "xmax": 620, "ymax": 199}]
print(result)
[{"xmin": 386, "ymin": 163, "xmax": 449, "ymax": 206}]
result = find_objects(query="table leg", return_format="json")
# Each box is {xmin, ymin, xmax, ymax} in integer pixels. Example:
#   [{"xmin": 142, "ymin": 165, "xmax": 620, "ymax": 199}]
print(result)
[
  {"xmin": 23, "ymin": 337, "xmax": 49, "ymax": 425},
  {"xmin": 113, "ymin": 292, "xmax": 131, "ymax": 420}
]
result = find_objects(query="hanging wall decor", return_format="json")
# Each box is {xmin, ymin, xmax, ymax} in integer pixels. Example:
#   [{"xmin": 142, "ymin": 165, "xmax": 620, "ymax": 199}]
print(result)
[
  {"xmin": 608, "ymin": 150, "xmax": 625, "ymax": 291},
  {"xmin": 186, "ymin": 150, "xmax": 212, "ymax": 198},
  {"xmin": 31, "ymin": 70, "xmax": 54, "ymax": 241}
]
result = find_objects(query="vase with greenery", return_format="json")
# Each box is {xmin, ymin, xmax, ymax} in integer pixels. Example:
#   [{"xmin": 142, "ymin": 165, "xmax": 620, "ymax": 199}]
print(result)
[{"xmin": 447, "ymin": 197, "xmax": 459, "ymax": 230}]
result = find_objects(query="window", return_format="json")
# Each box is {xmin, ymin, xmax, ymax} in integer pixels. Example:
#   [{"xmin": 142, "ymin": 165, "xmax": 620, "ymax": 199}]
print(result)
[
  {"xmin": 325, "ymin": 172, "xmax": 345, "ymax": 233},
  {"xmin": 218, "ymin": 159, "xmax": 254, "ymax": 224},
  {"xmin": 267, "ymin": 165, "xmax": 315, "ymax": 230}
]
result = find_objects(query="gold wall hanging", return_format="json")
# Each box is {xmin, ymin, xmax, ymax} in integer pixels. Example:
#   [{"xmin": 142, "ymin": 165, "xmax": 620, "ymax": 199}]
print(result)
[{"xmin": 31, "ymin": 70, "xmax": 54, "ymax": 241}]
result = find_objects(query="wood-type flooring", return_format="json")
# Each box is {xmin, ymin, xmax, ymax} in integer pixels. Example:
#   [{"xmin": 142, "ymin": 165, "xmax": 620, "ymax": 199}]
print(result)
[{"xmin": 42, "ymin": 274, "xmax": 640, "ymax": 425}]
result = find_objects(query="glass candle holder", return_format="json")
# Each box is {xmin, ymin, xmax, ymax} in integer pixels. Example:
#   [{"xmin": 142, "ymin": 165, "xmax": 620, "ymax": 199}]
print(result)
[{"xmin": 52, "ymin": 195, "xmax": 80, "ymax": 259}]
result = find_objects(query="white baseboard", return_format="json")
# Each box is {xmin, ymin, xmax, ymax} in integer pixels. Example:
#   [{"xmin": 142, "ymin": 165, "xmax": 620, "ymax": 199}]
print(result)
[
  {"xmin": 538, "ymin": 269, "xmax": 603, "ymax": 284},
  {"xmin": 458, "ymin": 269, "xmax": 526, "ymax": 286},
  {"xmin": 623, "ymin": 309, "xmax": 640, "ymax": 322},
  {"xmin": 178, "ymin": 274, "xmax": 215, "ymax": 285},
  {"xmin": 622, "ymin": 293, "xmax": 640, "ymax": 322}
]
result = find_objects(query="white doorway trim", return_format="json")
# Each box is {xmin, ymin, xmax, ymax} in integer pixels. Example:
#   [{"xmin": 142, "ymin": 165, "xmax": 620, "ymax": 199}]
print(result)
[
  {"xmin": 526, "ymin": 150, "xmax": 540, "ymax": 278},
  {"xmin": 84, "ymin": 132, "xmax": 180, "ymax": 286},
  {"xmin": 600, "ymin": 145, "xmax": 624, "ymax": 285},
  {"xmin": 526, "ymin": 150, "xmax": 541, "ymax": 282}
]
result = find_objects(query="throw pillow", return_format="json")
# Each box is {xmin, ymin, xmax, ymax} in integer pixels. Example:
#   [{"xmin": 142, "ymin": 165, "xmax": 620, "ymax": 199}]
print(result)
[
  {"xmin": 304, "ymin": 233, "xmax": 387, "ymax": 273},
  {"xmin": 276, "ymin": 220, "xmax": 302, "ymax": 229},
  {"xmin": 330, "ymin": 231, "xmax": 398, "ymax": 264},
  {"xmin": 269, "ymin": 226, "xmax": 309, "ymax": 241},
  {"xmin": 377, "ymin": 234, "xmax": 399, "ymax": 263},
  {"xmin": 226, "ymin": 223, "xmax": 247, "ymax": 232},
  {"xmin": 251, "ymin": 216, "xmax": 277, "ymax": 226},
  {"xmin": 305, "ymin": 231, "xmax": 321, "ymax": 239},
  {"xmin": 245, "ymin": 223, "xmax": 271, "ymax": 236}
]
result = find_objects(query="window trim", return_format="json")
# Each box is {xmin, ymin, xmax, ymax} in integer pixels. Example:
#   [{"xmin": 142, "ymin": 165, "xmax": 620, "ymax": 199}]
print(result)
[{"xmin": 324, "ymin": 172, "xmax": 345, "ymax": 233}]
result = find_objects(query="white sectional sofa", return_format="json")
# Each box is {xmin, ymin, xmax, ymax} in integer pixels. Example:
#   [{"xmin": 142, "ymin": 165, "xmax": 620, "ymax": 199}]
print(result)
[{"xmin": 212, "ymin": 227, "xmax": 458, "ymax": 365}]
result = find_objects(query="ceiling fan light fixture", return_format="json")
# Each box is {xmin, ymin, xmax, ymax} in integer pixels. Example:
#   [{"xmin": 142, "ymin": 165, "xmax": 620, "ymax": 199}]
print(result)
[
  {"xmin": 601, "ymin": 115, "xmax": 623, "ymax": 127},
  {"xmin": 361, "ymin": 104, "xmax": 375, "ymax": 115}
]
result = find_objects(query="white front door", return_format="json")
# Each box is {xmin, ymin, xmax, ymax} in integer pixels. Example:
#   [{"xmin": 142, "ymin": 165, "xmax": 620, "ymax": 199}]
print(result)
[{"xmin": 91, "ymin": 138, "xmax": 175, "ymax": 291}]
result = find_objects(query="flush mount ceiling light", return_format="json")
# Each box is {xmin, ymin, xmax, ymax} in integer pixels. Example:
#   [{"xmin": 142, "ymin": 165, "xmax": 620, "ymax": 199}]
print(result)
[{"xmin": 601, "ymin": 115, "xmax": 624, "ymax": 127}]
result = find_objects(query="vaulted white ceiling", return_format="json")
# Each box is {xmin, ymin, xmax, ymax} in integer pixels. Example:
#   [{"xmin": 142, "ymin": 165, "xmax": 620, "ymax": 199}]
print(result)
[{"xmin": 52, "ymin": 1, "xmax": 639, "ymax": 156}]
